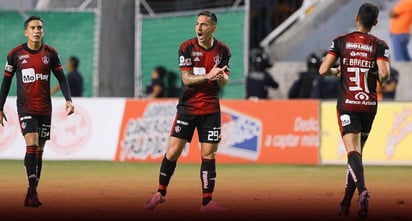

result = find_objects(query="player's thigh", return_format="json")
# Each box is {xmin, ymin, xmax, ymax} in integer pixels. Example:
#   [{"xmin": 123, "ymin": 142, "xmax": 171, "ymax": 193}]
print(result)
[
  {"xmin": 19, "ymin": 113, "xmax": 39, "ymax": 146},
  {"xmin": 170, "ymin": 113, "xmax": 196, "ymax": 142},
  {"xmin": 337, "ymin": 110, "xmax": 361, "ymax": 135}
]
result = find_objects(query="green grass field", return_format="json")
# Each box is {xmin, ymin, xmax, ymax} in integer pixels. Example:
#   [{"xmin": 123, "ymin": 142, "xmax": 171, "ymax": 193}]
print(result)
[{"xmin": 1, "ymin": 160, "xmax": 411, "ymax": 221}]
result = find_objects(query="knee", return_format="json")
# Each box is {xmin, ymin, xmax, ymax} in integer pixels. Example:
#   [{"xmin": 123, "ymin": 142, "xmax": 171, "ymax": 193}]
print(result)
[{"xmin": 201, "ymin": 150, "xmax": 216, "ymax": 160}]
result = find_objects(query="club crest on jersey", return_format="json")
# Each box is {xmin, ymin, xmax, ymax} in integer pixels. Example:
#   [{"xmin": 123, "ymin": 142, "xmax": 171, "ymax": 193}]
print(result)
[
  {"xmin": 213, "ymin": 55, "xmax": 221, "ymax": 64},
  {"xmin": 42, "ymin": 56, "xmax": 49, "ymax": 65}
]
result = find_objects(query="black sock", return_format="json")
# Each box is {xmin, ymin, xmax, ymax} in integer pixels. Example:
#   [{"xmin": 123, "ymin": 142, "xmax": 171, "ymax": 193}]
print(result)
[
  {"xmin": 24, "ymin": 146, "xmax": 38, "ymax": 190},
  {"xmin": 341, "ymin": 166, "xmax": 356, "ymax": 207},
  {"xmin": 201, "ymin": 158, "xmax": 216, "ymax": 206},
  {"xmin": 35, "ymin": 149, "xmax": 43, "ymax": 188},
  {"xmin": 158, "ymin": 155, "xmax": 177, "ymax": 196},
  {"xmin": 347, "ymin": 151, "xmax": 367, "ymax": 195}
]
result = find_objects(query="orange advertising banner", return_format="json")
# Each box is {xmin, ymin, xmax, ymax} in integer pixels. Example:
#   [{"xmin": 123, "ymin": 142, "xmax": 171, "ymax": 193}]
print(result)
[{"xmin": 115, "ymin": 99, "xmax": 320, "ymax": 164}]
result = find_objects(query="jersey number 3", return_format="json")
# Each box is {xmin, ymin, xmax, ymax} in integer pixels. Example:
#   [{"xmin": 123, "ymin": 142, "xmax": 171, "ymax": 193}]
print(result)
[{"xmin": 347, "ymin": 67, "xmax": 370, "ymax": 93}]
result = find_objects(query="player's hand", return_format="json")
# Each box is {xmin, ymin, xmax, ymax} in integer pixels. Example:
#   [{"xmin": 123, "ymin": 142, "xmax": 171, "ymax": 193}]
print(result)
[
  {"xmin": 207, "ymin": 63, "xmax": 228, "ymax": 81},
  {"xmin": 0, "ymin": 111, "xmax": 7, "ymax": 127},
  {"xmin": 66, "ymin": 101, "xmax": 75, "ymax": 116}
]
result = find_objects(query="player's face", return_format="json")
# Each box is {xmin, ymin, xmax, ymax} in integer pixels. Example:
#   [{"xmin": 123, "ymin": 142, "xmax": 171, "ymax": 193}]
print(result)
[
  {"xmin": 196, "ymin": 15, "xmax": 216, "ymax": 47},
  {"xmin": 24, "ymin": 20, "xmax": 44, "ymax": 44}
]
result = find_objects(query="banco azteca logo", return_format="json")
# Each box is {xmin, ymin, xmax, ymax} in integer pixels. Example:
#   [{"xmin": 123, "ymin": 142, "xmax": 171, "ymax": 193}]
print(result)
[{"xmin": 49, "ymin": 105, "xmax": 91, "ymax": 154}]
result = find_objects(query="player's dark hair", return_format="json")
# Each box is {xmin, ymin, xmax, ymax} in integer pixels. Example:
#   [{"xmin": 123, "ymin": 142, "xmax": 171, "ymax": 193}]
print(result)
[
  {"xmin": 24, "ymin": 16, "xmax": 44, "ymax": 29},
  {"xmin": 357, "ymin": 3, "xmax": 379, "ymax": 29},
  {"xmin": 69, "ymin": 56, "xmax": 80, "ymax": 69},
  {"xmin": 198, "ymin": 11, "xmax": 217, "ymax": 25}
]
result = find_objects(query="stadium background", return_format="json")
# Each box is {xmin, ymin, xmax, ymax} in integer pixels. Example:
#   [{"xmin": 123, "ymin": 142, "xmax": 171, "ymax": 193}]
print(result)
[{"xmin": 1, "ymin": 1, "xmax": 412, "ymax": 220}]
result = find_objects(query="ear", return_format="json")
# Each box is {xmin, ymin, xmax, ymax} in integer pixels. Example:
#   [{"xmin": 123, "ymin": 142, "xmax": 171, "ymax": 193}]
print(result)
[{"xmin": 373, "ymin": 20, "xmax": 378, "ymax": 26}]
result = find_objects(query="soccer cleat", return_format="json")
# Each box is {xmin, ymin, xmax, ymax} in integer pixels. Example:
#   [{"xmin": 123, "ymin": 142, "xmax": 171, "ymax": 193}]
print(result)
[
  {"xmin": 144, "ymin": 192, "xmax": 166, "ymax": 210},
  {"xmin": 200, "ymin": 200, "xmax": 227, "ymax": 212},
  {"xmin": 337, "ymin": 204, "xmax": 350, "ymax": 216},
  {"xmin": 358, "ymin": 190, "xmax": 370, "ymax": 220},
  {"xmin": 24, "ymin": 188, "xmax": 42, "ymax": 208}
]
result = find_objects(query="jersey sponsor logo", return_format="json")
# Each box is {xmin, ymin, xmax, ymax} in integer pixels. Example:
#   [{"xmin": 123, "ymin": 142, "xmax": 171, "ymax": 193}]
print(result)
[
  {"xmin": 21, "ymin": 68, "xmax": 48, "ymax": 83},
  {"xmin": 193, "ymin": 67, "xmax": 206, "ymax": 75},
  {"xmin": 41, "ymin": 56, "xmax": 49, "ymax": 65},
  {"xmin": 345, "ymin": 92, "xmax": 376, "ymax": 106},
  {"xmin": 179, "ymin": 56, "xmax": 192, "ymax": 66},
  {"xmin": 176, "ymin": 120, "xmax": 189, "ymax": 126},
  {"xmin": 354, "ymin": 92, "xmax": 369, "ymax": 101},
  {"xmin": 350, "ymin": 51, "xmax": 368, "ymax": 58},
  {"xmin": 218, "ymin": 106, "xmax": 262, "ymax": 160},
  {"xmin": 345, "ymin": 42, "xmax": 373, "ymax": 52},
  {"xmin": 18, "ymin": 54, "xmax": 29, "ymax": 61},
  {"xmin": 340, "ymin": 114, "xmax": 351, "ymax": 127},
  {"xmin": 192, "ymin": 51, "xmax": 203, "ymax": 57},
  {"xmin": 329, "ymin": 41, "xmax": 335, "ymax": 50}
]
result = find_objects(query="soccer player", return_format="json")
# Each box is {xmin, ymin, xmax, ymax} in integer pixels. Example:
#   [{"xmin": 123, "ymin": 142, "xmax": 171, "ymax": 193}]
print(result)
[
  {"xmin": 144, "ymin": 10, "xmax": 230, "ymax": 212},
  {"xmin": 319, "ymin": 3, "xmax": 390, "ymax": 219},
  {"xmin": 0, "ymin": 15, "xmax": 74, "ymax": 207}
]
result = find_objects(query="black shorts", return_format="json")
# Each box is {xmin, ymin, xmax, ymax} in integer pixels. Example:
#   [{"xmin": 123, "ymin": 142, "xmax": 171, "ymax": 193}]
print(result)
[
  {"xmin": 170, "ymin": 112, "xmax": 221, "ymax": 143},
  {"xmin": 337, "ymin": 110, "xmax": 376, "ymax": 136},
  {"xmin": 19, "ymin": 113, "xmax": 51, "ymax": 140}
]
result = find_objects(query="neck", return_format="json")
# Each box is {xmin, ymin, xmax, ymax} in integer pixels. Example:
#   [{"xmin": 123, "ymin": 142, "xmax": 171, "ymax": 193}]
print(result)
[
  {"xmin": 200, "ymin": 38, "xmax": 214, "ymax": 49},
  {"xmin": 27, "ymin": 41, "xmax": 41, "ymax": 50}
]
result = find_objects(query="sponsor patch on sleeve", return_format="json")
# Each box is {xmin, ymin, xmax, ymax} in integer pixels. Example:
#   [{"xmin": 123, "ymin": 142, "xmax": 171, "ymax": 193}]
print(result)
[{"xmin": 4, "ymin": 62, "xmax": 13, "ymax": 72}]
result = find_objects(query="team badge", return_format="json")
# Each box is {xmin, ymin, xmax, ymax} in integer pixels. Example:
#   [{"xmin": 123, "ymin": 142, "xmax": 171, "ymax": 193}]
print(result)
[
  {"xmin": 213, "ymin": 55, "xmax": 221, "ymax": 64},
  {"xmin": 42, "ymin": 56, "xmax": 49, "ymax": 65},
  {"xmin": 21, "ymin": 122, "xmax": 27, "ymax": 130},
  {"xmin": 174, "ymin": 125, "xmax": 181, "ymax": 133}
]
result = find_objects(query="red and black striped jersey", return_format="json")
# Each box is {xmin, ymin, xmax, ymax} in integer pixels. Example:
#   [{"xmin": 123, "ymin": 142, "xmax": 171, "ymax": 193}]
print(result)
[
  {"xmin": 328, "ymin": 31, "xmax": 389, "ymax": 112},
  {"xmin": 177, "ymin": 38, "xmax": 231, "ymax": 115},
  {"xmin": 4, "ymin": 43, "xmax": 63, "ymax": 115}
]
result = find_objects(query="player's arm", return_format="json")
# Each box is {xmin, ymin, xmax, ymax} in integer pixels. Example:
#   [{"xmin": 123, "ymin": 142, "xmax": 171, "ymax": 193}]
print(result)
[
  {"xmin": 376, "ymin": 59, "xmax": 390, "ymax": 85},
  {"xmin": 54, "ymin": 69, "xmax": 74, "ymax": 115},
  {"xmin": 319, "ymin": 53, "xmax": 340, "ymax": 76},
  {"xmin": 0, "ymin": 75, "xmax": 12, "ymax": 126},
  {"xmin": 50, "ymin": 84, "xmax": 61, "ymax": 95},
  {"xmin": 181, "ymin": 64, "xmax": 228, "ymax": 86},
  {"xmin": 217, "ymin": 49, "xmax": 231, "ymax": 88},
  {"xmin": 0, "ymin": 57, "xmax": 15, "ymax": 126}
]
